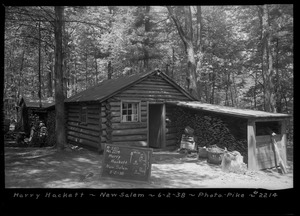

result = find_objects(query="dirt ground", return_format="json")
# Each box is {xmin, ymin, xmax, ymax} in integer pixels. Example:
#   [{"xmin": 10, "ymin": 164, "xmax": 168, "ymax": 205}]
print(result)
[{"xmin": 4, "ymin": 146, "xmax": 293, "ymax": 189}]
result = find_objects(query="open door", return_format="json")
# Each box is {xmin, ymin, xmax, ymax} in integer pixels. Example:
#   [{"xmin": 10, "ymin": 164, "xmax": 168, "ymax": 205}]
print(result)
[{"xmin": 148, "ymin": 103, "xmax": 165, "ymax": 148}]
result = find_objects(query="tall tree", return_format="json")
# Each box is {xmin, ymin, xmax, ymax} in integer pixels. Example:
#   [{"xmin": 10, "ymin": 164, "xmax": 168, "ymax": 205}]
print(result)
[
  {"xmin": 167, "ymin": 6, "xmax": 200, "ymax": 100},
  {"xmin": 260, "ymin": 5, "xmax": 275, "ymax": 112},
  {"xmin": 54, "ymin": 6, "xmax": 67, "ymax": 150}
]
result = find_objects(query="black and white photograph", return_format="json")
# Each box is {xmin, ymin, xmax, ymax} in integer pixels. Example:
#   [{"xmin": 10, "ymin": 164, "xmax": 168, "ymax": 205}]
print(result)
[{"xmin": 2, "ymin": 5, "xmax": 294, "ymax": 215}]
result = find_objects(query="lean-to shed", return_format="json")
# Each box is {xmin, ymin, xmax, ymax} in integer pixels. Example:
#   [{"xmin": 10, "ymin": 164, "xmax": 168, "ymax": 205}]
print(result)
[
  {"xmin": 65, "ymin": 70, "xmax": 196, "ymax": 152},
  {"xmin": 166, "ymin": 101, "xmax": 291, "ymax": 171}
]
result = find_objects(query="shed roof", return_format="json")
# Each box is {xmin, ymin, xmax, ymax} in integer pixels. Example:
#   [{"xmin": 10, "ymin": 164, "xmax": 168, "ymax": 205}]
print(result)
[
  {"xmin": 66, "ymin": 70, "xmax": 195, "ymax": 103},
  {"xmin": 20, "ymin": 97, "xmax": 55, "ymax": 109},
  {"xmin": 166, "ymin": 101, "xmax": 291, "ymax": 120}
]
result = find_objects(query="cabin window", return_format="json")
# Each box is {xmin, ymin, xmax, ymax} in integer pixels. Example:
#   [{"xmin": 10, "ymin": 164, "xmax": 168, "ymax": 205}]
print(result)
[
  {"xmin": 81, "ymin": 106, "xmax": 87, "ymax": 123},
  {"xmin": 121, "ymin": 101, "xmax": 140, "ymax": 122}
]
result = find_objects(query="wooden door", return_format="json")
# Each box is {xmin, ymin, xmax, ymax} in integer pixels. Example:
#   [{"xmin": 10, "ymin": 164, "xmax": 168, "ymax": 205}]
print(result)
[
  {"xmin": 148, "ymin": 104, "xmax": 165, "ymax": 148},
  {"xmin": 256, "ymin": 134, "xmax": 287, "ymax": 170}
]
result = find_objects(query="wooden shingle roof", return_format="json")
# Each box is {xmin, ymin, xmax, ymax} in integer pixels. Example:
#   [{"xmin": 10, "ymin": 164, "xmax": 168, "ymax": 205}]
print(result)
[
  {"xmin": 65, "ymin": 70, "xmax": 196, "ymax": 103},
  {"xmin": 20, "ymin": 97, "xmax": 55, "ymax": 108},
  {"xmin": 166, "ymin": 101, "xmax": 291, "ymax": 120}
]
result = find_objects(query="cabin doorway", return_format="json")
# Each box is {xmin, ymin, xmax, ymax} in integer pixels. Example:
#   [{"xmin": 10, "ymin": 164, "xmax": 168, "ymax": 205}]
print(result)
[{"xmin": 148, "ymin": 103, "xmax": 165, "ymax": 148}]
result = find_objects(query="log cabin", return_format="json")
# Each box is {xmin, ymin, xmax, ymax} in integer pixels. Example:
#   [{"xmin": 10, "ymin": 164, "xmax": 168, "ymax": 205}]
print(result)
[
  {"xmin": 65, "ymin": 69, "xmax": 291, "ymax": 171},
  {"xmin": 65, "ymin": 70, "xmax": 196, "ymax": 152}
]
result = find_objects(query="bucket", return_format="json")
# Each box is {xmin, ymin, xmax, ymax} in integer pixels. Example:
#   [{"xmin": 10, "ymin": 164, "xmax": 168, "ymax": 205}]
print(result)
[
  {"xmin": 207, "ymin": 145, "xmax": 225, "ymax": 165},
  {"xmin": 198, "ymin": 147, "xmax": 208, "ymax": 159}
]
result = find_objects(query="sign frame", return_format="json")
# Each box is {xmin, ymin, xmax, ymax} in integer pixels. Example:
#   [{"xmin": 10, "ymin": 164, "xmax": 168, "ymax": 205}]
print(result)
[{"xmin": 100, "ymin": 143, "xmax": 153, "ymax": 183}]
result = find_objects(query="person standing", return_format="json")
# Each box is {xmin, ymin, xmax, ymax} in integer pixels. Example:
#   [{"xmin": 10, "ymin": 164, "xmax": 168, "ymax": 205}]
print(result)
[{"xmin": 39, "ymin": 122, "xmax": 48, "ymax": 147}]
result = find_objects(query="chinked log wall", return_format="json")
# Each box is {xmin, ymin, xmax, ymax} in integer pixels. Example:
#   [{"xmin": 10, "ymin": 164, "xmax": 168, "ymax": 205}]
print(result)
[
  {"xmin": 66, "ymin": 103, "xmax": 102, "ymax": 151},
  {"xmin": 101, "ymin": 74, "xmax": 191, "ymax": 148}
]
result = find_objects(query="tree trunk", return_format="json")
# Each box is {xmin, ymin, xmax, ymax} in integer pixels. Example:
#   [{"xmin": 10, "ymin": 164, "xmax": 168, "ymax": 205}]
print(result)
[
  {"xmin": 63, "ymin": 16, "xmax": 68, "ymax": 98},
  {"xmin": 253, "ymin": 70, "xmax": 257, "ymax": 109},
  {"xmin": 171, "ymin": 47, "xmax": 175, "ymax": 78},
  {"xmin": 85, "ymin": 52, "xmax": 88, "ymax": 89},
  {"xmin": 108, "ymin": 61, "xmax": 112, "ymax": 79},
  {"xmin": 47, "ymin": 52, "xmax": 53, "ymax": 97},
  {"xmin": 167, "ymin": 6, "xmax": 200, "ymax": 100},
  {"xmin": 54, "ymin": 6, "xmax": 67, "ymax": 150},
  {"xmin": 261, "ymin": 5, "xmax": 275, "ymax": 113},
  {"xmin": 74, "ymin": 59, "xmax": 77, "ymax": 94},
  {"xmin": 143, "ymin": 6, "xmax": 151, "ymax": 69},
  {"xmin": 210, "ymin": 69, "xmax": 215, "ymax": 104},
  {"xmin": 225, "ymin": 72, "xmax": 230, "ymax": 106},
  {"xmin": 258, "ymin": 6, "xmax": 266, "ymax": 111},
  {"xmin": 195, "ymin": 6, "xmax": 203, "ymax": 99},
  {"xmin": 38, "ymin": 21, "xmax": 42, "ymax": 108},
  {"xmin": 274, "ymin": 38, "xmax": 282, "ymax": 113},
  {"xmin": 17, "ymin": 50, "xmax": 25, "ymax": 100},
  {"xmin": 94, "ymin": 56, "xmax": 98, "ymax": 84},
  {"xmin": 232, "ymin": 72, "xmax": 238, "ymax": 107}
]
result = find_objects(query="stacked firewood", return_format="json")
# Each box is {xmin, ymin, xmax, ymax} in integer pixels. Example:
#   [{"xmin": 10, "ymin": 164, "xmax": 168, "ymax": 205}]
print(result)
[{"xmin": 169, "ymin": 107, "xmax": 248, "ymax": 163}]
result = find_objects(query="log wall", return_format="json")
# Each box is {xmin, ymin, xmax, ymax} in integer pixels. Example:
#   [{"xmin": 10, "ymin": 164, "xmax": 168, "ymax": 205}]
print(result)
[
  {"xmin": 66, "ymin": 103, "xmax": 101, "ymax": 151},
  {"xmin": 113, "ymin": 74, "xmax": 191, "ymax": 102},
  {"xmin": 103, "ymin": 73, "xmax": 191, "ymax": 148},
  {"xmin": 101, "ymin": 98, "xmax": 148, "ymax": 148}
]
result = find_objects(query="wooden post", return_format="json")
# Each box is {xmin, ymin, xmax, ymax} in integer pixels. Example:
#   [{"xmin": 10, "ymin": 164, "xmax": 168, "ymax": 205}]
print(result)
[
  {"xmin": 247, "ymin": 119, "xmax": 257, "ymax": 171},
  {"xmin": 280, "ymin": 120, "xmax": 288, "ymax": 167},
  {"xmin": 147, "ymin": 101, "xmax": 149, "ymax": 147},
  {"xmin": 162, "ymin": 103, "xmax": 166, "ymax": 149}
]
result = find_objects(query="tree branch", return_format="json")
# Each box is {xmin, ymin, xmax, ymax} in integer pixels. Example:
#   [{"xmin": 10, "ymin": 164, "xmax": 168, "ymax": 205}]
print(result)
[{"xmin": 166, "ymin": 6, "xmax": 188, "ymax": 48}]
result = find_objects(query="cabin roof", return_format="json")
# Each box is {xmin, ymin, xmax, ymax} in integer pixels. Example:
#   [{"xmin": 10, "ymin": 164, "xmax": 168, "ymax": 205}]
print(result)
[
  {"xmin": 166, "ymin": 101, "xmax": 292, "ymax": 120},
  {"xmin": 65, "ymin": 69, "xmax": 196, "ymax": 103},
  {"xmin": 19, "ymin": 97, "xmax": 55, "ymax": 109}
]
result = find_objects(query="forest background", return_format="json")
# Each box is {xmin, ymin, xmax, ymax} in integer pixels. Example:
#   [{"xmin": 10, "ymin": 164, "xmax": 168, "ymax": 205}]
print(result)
[{"xmin": 4, "ymin": 5, "xmax": 293, "ymax": 140}]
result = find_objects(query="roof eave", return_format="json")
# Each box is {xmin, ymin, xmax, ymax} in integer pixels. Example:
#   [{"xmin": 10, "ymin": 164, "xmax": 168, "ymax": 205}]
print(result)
[{"xmin": 166, "ymin": 101, "xmax": 292, "ymax": 120}]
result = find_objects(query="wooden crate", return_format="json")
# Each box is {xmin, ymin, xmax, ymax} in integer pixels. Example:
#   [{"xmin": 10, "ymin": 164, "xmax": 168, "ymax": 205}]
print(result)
[{"xmin": 180, "ymin": 134, "xmax": 196, "ymax": 150}]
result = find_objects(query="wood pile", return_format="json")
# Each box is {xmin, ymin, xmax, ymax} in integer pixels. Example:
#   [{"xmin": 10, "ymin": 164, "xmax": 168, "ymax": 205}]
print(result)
[{"xmin": 168, "ymin": 106, "xmax": 248, "ymax": 163}]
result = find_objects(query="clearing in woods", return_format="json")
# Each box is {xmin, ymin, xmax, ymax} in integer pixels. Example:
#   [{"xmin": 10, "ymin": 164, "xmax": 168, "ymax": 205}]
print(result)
[{"xmin": 4, "ymin": 146, "xmax": 293, "ymax": 189}]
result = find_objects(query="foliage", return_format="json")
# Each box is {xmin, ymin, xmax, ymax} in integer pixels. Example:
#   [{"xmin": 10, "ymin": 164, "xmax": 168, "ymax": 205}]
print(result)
[{"xmin": 4, "ymin": 5, "xmax": 293, "ymax": 120}]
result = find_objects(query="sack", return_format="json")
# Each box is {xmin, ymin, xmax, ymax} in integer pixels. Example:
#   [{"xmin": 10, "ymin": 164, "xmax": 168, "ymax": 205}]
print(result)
[{"xmin": 221, "ymin": 150, "xmax": 245, "ymax": 173}]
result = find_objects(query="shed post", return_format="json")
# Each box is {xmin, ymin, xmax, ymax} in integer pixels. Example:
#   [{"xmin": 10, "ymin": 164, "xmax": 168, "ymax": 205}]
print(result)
[
  {"xmin": 247, "ymin": 119, "xmax": 257, "ymax": 171},
  {"xmin": 162, "ymin": 103, "xmax": 166, "ymax": 148},
  {"xmin": 280, "ymin": 120, "xmax": 288, "ymax": 167}
]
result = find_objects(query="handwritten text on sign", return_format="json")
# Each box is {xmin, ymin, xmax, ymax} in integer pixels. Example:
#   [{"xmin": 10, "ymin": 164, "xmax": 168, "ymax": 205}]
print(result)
[{"xmin": 101, "ymin": 144, "xmax": 153, "ymax": 182}]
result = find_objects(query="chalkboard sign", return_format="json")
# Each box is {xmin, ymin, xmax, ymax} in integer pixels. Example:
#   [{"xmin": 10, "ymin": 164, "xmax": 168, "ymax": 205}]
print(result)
[{"xmin": 101, "ymin": 144, "xmax": 153, "ymax": 182}]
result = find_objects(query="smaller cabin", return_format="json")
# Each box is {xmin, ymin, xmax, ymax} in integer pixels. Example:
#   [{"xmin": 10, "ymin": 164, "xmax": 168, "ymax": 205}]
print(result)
[{"xmin": 17, "ymin": 97, "xmax": 55, "ymax": 135}]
